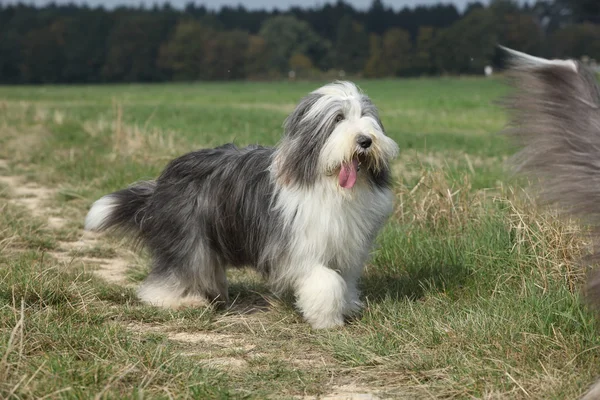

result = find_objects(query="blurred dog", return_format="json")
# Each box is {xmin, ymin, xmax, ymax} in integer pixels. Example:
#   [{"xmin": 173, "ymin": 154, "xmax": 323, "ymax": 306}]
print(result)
[
  {"xmin": 499, "ymin": 47, "xmax": 600, "ymax": 399},
  {"xmin": 500, "ymin": 47, "xmax": 600, "ymax": 303},
  {"xmin": 84, "ymin": 81, "xmax": 399, "ymax": 329}
]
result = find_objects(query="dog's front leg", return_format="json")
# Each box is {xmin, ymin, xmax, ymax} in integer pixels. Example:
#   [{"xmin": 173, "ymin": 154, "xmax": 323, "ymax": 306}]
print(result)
[
  {"xmin": 295, "ymin": 264, "xmax": 347, "ymax": 329},
  {"xmin": 341, "ymin": 266, "xmax": 364, "ymax": 318}
]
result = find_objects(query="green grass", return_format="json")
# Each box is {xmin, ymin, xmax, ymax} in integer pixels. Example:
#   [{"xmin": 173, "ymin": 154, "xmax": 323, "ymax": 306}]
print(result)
[{"xmin": 0, "ymin": 77, "xmax": 599, "ymax": 399}]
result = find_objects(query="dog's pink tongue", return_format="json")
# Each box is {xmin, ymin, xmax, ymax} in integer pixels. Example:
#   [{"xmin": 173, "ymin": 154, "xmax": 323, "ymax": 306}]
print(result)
[{"xmin": 339, "ymin": 159, "xmax": 358, "ymax": 189}]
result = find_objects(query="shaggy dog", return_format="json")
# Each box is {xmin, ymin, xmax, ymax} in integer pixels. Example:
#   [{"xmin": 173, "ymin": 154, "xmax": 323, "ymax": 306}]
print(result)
[
  {"xmin": 500, "ymin": 47, "xmax": 600, "ymax": 304},
  {"xmin": 500, "ymin": 47, "xmax": 600, "ymax": 399},
  {"xmin": 84, "ymin": 81, "xmax": 399, "ymax": 329}
]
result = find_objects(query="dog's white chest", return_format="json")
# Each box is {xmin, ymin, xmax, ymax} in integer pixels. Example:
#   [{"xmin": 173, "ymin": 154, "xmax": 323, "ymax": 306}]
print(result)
[{"xmin": 275, "ymin": 181, "xmax": 393, "ymax": 269}]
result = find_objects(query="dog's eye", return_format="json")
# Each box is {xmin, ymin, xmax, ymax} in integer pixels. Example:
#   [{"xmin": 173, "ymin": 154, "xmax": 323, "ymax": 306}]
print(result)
[{"xmin": 334, "ymin": 114, "xmax": 344, "ymax": 124}]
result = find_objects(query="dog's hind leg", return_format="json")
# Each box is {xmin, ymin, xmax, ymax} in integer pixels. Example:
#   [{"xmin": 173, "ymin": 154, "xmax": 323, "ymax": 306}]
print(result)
[
  {"xmin": 192, "ymin": 259, "xmax": 229, "ymax": 307},
  {"xmin": 137, "ymin": 267, "xmax": 198, "ymax": 309},
  {"xmin": 294, "ymin": 264, "xmax": 347, "ymax": 329},
  {"xmin": 137, "ymin": 249, "xmax": 229, "ymax": 309}
]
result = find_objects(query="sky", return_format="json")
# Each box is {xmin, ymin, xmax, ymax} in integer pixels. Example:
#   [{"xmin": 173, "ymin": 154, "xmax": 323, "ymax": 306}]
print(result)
[{"xmin": 6, "ymin": 0, "xmax": 483, "ymax": 12}]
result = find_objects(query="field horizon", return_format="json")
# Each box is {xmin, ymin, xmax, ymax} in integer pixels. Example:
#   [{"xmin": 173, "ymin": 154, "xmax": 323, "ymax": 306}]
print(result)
[{"xmin": 1, "ymin": 77, "xmax": 599, "ymax": 399}]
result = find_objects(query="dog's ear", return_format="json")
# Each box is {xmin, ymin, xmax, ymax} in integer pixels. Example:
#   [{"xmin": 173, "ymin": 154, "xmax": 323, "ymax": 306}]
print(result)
[
  {"xmin": 274, "ymin": 93, "xmax": 323, "ymax": 187},
  {"xmin": 360, "ymin": 94, "xmax": 384, "ymax": 132},
  {"xmin": 283, "ymin": 93, "xmax": 321, "ymax": 138}
]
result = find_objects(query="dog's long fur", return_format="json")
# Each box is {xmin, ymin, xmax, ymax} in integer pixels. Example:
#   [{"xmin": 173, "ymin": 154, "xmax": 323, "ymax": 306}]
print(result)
[
  {"xmin": 499, "ymin": 47, "xmax": 600, "ymax": 306},
  {"xmin": 85, "ymin": 81, "xmax": 399, "ymax": 329},
  {"xmin": 499, "ymin": 47, "xmax": 600, "ymax": 400}
]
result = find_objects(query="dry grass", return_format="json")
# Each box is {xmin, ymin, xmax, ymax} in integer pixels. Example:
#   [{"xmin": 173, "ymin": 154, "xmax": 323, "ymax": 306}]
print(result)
[
  {"xmin": 499, "ymin": 186, "xmax": 589, "ymax": 293},
  {"xmin": 100, "ymin": 101, "xmax": 182, "ymax": 160},
  {"xmin": 394, "ymin": 169, "xmax": 485, "ymax": 228},
  {"xmin": 393, "ymin": 167, "xmax": 588, "ymax": 291}
]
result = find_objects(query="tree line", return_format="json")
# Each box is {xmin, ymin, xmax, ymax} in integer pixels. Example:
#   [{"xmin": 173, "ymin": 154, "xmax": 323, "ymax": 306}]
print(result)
[{"xmin": 0, "ymin": 0, "xmax": 598, "ymax": 83}]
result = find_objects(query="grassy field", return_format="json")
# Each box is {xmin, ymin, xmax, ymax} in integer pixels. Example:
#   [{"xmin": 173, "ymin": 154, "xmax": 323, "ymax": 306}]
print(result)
[{"xmin": 1, "ymin": 77, "xmax": 599, "ymax": 399}]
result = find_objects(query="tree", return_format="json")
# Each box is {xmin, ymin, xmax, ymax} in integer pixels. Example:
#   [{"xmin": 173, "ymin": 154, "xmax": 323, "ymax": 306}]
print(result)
[
  {"xmin": 208, "ymin": 29, "xmax": 250, "ymax": 80},
  {"xmin": 60, "ymin": 13, "xmax": 113, "ymax": 83},
  {"xmin": 289, "ymin": 53, "xmax": 315, "ymax": 78},
  {"xmin": 549, "ymin": 23, "xmax": 600, "ymax": 59},
  {"xmin": 259, "ymin": 15, "xmax": 327, "ymax": 74},
  {"xmin": 0, "ymin": 4, "xmax": 51, "ymax": 83},
  {"xmin": 0, "ymin": 29, "xmax": 24, "ymax": 83},
  {"xmin": 293, "ymin": 1, "xmax": 356, "ymax": 46},
  {"xmin": 413, "ymin": 26, "xmax": 436, "ymax": 74},
  {"xmin": 334, "ymin": 15, "xmax": 369, "ymax": 74},
  {"xmin": 464, "ymin": 2, "xmax": 485, "ymax": 16},
  {"xmin": 245, "ymin": 35, "xmax": 270, "ymax": 78},
  {"xmin": 158, "ymin": 20, "xmax": 217, "ymax": 81},
  {"xmin": 20, "ymin": 20, "xmax": 67, "ymax": 83},
  {"xmin": 497, "ymin": 12, "xmax": 543, "ymax": 55},
  {"xmin": 363, "ymin": 34, "xmax": 386, "ymax": 78},
  {"xmin": 382, "ymin": 27, "xmax": 412, "ymax": 76},
  {"xmin": 490, "ymin": 0, "xmax": 522, "ymax": 15},
  {"xmin": 431, "ymin": 8, "xmax": 498, "ymax": 74},
  {"xmin": 559, "ymin": 0, "xmax": 600, "ymax": 23},
  {"xmin": 532, "ymin": 0, "xmax": 573, "ymax": 35},
  {"xmin": 102, "ymin": 14, "xmax": 175, "ymax": 82},
  {"xmin": 401, "ymin": 4, "xmax": 461, "ymax": 40},
  {"xmin": 158, "ymin": 19, "xmax": 250, "ymax": 81},
  {"xmin": 364, "ymin": 0, "xmax": 394, "ymax": 35}
]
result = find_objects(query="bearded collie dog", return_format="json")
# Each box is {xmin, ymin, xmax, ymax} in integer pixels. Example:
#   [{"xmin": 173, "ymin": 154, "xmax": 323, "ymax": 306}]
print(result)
[{"xmin": 84, "ymin": 81, "xmax": 399, "ymax": 329}]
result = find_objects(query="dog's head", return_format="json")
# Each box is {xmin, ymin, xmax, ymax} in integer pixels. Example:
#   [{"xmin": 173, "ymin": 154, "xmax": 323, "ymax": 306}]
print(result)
[{"xmin": 274, "ymin": 81, "xmax": 399, "ymax": 189}]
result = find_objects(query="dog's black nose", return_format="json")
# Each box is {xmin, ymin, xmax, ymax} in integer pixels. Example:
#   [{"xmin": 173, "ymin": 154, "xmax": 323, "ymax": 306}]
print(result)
[{"xmin": 356, "ymin": 135, "xmax": 372, "ymax": 149}]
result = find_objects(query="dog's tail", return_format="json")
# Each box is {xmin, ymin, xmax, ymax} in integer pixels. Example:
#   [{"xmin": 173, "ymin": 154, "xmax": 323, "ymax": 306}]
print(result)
[
  {"xmin": 84, "ymin": 180, "xmax": 156, "ymax": 236},
  {"xmin": 499, "ymin": 46, "xmax": 600, "ymax": 305}
]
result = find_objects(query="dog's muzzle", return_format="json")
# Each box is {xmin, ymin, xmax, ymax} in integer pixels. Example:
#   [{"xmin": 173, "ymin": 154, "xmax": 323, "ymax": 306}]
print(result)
[{"xmin": 356, "ymin": 134, "xmax": 372, "ymax": 149}]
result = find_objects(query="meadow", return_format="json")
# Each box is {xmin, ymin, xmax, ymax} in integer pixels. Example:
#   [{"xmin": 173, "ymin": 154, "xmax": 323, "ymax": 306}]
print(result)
[{"xmin": 0, "ymin": 77, "xmax": 599, "ymax": 399}]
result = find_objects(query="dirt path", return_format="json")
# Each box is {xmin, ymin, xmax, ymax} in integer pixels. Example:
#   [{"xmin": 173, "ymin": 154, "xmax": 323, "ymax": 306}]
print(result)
[{"xmin": 0, "ymin": 168, "xmax": 131, "ymax": 286}]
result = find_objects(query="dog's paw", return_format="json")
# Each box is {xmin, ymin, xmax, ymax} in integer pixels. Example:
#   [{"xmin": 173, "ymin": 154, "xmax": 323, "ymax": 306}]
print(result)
[
  {"xmin": 174, "ymin": 294, "xmax": 211, "ymax": 310},
  {"xmin": 343, "ymin": 299, "xmax": 364, "ymax": 318},
  {"xmin": 309, "ymin": 317, "xmax": 345, "ymax": 330}
]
